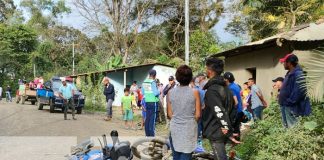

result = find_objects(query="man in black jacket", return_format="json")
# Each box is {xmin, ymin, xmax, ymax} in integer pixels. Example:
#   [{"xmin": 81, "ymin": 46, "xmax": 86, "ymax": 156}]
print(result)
[
  {"xmin": 203, "ymin": 57, "xmax": 240, "ymax": 160},
  {"xmin": 103, "ymin": 77, "xmax": 115, "ymax": 121}
]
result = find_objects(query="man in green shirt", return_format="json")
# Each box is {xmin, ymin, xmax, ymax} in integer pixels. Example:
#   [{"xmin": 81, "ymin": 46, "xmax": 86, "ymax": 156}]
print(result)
[{"xmin": 121, "ymin": 88, "xmax": 134, "ymax": 129}]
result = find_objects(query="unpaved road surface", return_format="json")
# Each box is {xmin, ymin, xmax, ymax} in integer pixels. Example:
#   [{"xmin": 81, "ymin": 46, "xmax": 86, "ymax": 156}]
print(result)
[{"xmin": 0, "ymin": 100, "xmax": 148, "ymax": 160}]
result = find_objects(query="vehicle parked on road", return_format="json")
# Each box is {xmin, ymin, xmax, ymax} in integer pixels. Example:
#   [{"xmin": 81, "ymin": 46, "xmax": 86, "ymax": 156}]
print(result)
[
  {"xmin": 37, "ymin": 76, "xmax": 85, "ymax": 114},
  {"xmin": 16, "ymin": 84, "xmax": 38, "ymax": 105}
]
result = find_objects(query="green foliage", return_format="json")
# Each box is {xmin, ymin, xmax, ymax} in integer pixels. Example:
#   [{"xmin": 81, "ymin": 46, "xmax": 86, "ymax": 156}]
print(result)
[
  {"xmin": 190, "ymin": 30, "xmax": 221, "ymax": 72},
  {"xmin": 227, "ymin": 0, "xmax": 324, "ymax": 41},
  {"xmin": 236, "ymin": 101, "xmax": 324, "ymax": 160},
  {"xmin": 78, "ymin": 76, "xmax": 106, "ymax": 112},
  {"xmin": 0, "ymin": 24, "xmax": 38, "ymax": 79},
  {"xmin": 302, "ymin": 46, "xmax": 324, "ymax": 102},
  {"xmin": 0, "ymin": 0, "xmax": 16, "ymax": 22}
]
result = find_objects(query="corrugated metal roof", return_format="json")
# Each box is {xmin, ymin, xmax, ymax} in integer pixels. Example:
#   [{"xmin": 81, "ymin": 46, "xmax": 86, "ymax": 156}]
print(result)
[
  {"xmin": 71, "ymin": 63, "xmax": 173, "ymax": 77},
  {"xmin": 213, "ymin": 21, "xmax": 324, "ymax": 58},
  {"xmin": 286, "ymin": 23, "xmax": 324, "ymax": 41}
]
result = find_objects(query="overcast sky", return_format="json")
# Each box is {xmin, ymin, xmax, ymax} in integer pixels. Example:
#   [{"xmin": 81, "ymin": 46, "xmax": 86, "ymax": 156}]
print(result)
[{"xmin": 13, "ymin": 0, "xmax": 240, "ymax": 43}]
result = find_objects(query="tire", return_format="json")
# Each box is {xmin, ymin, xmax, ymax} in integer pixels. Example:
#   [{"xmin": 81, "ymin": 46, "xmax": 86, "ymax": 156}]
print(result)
[
  {"xmin": 31, "ymin": 101, "xmax": 36, "ymax": 105},
  {"xmin": 38, "ymin": 103, "xmax": 43, "ymax": 110},
  {"xmin": 49, "ymin": 100, "xmax": 55, "ymax": 113},
  {"xmin": 76, "ymin": 108, "xmax": 82, "ymax": 114}
]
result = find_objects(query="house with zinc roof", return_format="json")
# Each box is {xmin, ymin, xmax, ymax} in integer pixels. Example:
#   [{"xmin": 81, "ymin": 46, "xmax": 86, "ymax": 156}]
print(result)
[{"xmin": 212, "ymin": 20, "xmax": 324, "ymax": 102}]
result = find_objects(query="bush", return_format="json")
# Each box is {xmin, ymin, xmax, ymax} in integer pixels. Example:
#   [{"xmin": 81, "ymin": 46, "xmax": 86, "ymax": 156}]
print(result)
[
  {"xmin": 78, "ymin": 76, "xmax": 106, "ymax": 112},
  {"xmin": 235, "ymin": 101, "xmax": 324, "ymax": 160}
]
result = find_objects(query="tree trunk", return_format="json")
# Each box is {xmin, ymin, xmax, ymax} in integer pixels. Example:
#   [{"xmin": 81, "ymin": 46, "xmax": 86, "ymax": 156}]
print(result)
[
  {"xmin": 291, "ymin": 12, "xmax": 296, "ymax": 28},
  {"xmin": 122, "ymin": 48, "xmax": 128, "ymax": 64}
]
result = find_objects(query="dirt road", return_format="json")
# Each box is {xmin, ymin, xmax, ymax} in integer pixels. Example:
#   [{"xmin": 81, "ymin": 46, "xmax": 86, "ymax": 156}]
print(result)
[
  {"xmin": 0, "ymin": 100, "xmax": 153, "ymax": 159},
  {"xmin": 0, "ymin": 101, "xmax": 145, "ymax": 140}
]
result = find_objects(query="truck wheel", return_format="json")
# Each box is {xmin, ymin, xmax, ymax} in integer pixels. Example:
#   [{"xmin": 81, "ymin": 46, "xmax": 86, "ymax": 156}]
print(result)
[
  {"xmin": 49, "ymin": 100, "xmax": 55, "ymax": 113},
  {"xmin": 31, "ymin": 101, "xmax": 36, "ymax": 105},
  {"xmin": 76, "ymin": 108, "xmax": 82, "ymax": 114},
  {"xmin": 38, "ymin": 103, "xmax": 43, "ymax": 110}
]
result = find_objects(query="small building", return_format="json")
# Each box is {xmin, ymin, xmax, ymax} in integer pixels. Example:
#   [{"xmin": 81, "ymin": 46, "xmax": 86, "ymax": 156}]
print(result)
[
  {"xmin": 73, "ymin": 63, "xmax": 176, "ymax": 106},
  {"xmin": 212, "ymin": 21, "xmax": 324, "ymax": 102}
]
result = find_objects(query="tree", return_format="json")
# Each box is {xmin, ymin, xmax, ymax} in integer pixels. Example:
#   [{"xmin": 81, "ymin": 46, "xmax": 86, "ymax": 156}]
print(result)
[
  {"xmin": 226, "ymin": 0, "xmax": 324, "ymax": 41},
  {"xmin": 0, "ymin": 24, "xmax": 38, "ymax": 81},
  {"xmin": 189, "ymin": 30, "xmax": 222, "ymax": 72},
  {"xmin": 74, "ymin": 0, "xmax": 153, "ymax": 64},
  {"xmin": 0, "ymin": 0, "xmax": 16, "ymax": 22},
  {"xmin": 20, "ymin": 0, "xmax": 71, "ymax": 34},
  {"xmin": 148, "ymin": 0, "xmax": 224, "ymax": 58}
]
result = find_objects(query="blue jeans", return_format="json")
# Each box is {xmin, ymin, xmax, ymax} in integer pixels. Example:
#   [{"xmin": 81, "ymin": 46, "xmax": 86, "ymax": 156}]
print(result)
[
  {"xmin": 145, "ymin": 102, "xmax": 157, "ymax": 137},
  {"xmin": 6, "ymin": 91, "xmax": 12, "ymax": 102},
  {"xmin": 170, "ymin": 136, "xmax": 192, "ymax": 160},
  {"xmin": 280, "ymin": 106, "xmax": 288, "ymax": 128},
  {"xmin": 252, "ymin": 106, "xmax": 263, "ymax": 121},
  {"xmin": 282, "ymin": 106, "xmax": 298, "ymax": 128}
]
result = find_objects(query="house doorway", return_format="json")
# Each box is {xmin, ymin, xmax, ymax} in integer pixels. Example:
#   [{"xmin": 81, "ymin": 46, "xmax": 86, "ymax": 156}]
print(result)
[{"xmin": 246, "ymin": 67, "xmax": 256, "ymax": 81}]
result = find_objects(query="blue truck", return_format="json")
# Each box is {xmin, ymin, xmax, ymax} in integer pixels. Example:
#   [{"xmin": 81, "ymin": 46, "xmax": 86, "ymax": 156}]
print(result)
[{"xmin": 37, "ymin": 77, "xmax": 85, "ymax": 114}]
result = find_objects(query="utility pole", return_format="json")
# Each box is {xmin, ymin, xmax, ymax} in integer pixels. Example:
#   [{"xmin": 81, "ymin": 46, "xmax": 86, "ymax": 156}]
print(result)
[
  {"xmin": 72, "ymin": 42, "xmax": 75, "ymax": 75},
  {"xmin": 33, "ymin": 63, "xmax": 36, "ymax": 78},
  {"xmin": 185, "ymin": 0, "xmax": 190, "ymax": 65}
]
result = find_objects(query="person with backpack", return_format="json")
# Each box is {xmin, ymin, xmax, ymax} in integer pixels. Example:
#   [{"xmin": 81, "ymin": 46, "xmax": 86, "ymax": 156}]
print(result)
[{"xmin": 202, "ymin": 57, "xmax": 240, "ymax": 160}]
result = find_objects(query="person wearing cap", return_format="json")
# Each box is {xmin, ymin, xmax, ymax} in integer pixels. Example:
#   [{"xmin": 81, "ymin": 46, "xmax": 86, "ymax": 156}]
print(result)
[
  {"xmin": 271, "ymin": 77, "xmax": 284, "ymax": 100},
  {"xmin": 59, "ymin": 78, "xmax": 76, "ymax": 120},
  {"xmin": 224, "ymin": 72, "xmax": 243, "ymax": 138},
  {"xmin": 163, "ymin": 76, "xmax": 176, "ymax": 96},
  {"xmin": 103, "ymin": 77, "xmax": 115, "ymax": 121},
  {"xmin": 141, "ymin": 69, "xmax": 160, "ymax": 136},
  {"xmin": 279, "ymin": 54, "xmax": 311, "ymax": 128}
]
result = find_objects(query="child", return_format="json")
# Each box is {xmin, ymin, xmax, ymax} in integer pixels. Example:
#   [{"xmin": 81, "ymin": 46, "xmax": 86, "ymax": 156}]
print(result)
[
  {"xmin": 121, "ymin": 88, "xmax": 135, "ymax": 129},
  {"xmin": 131, "ymin": 92, "xmax": 137, "ymax": 109}
]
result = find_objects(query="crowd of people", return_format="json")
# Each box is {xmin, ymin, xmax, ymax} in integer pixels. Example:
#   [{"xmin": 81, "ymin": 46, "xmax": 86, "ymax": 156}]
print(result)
[{"xmin": 98, "ymin": 53, "xmax": 312, "ymax": 160}]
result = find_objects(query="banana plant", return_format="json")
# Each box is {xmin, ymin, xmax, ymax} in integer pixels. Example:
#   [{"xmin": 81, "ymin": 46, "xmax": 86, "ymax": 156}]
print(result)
[{"xmin": 302, "ymin": 46, "xmax": 324, "ymax": 102}]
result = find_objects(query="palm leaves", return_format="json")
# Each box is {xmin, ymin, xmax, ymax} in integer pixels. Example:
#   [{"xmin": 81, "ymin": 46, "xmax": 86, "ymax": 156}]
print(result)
[{"xmin": 302, "ymin": 45, "xmax": 324, "ymax": 102}]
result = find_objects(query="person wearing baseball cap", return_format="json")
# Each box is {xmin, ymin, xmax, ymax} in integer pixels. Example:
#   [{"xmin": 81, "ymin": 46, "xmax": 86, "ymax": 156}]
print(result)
[
  {"xmin": 278, "ymin": 53, "xmax": 311, "ymax": 128},
  {"xmin": 59, "ymin": 77, "xmax": 76, "ymax": 120},
  {"xmin": 224, "ymin": 72, "xmax": 243, "ymax": 138},
  {"xmin": 141, "ymin": 69, "xmax": 160, "ymax": 136},
  {"xmin": 272, "ymin": 77, "xmax": 284, "ymax": 90},
  {"xmin": 271, "ymin": 77, "xmax": 284, "ymax": 103}
]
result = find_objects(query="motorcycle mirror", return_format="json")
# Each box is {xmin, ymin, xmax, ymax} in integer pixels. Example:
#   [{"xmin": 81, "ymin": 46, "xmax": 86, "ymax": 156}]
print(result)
[{"xmin": 110, "ymin": 130, "xmax": 119, "ymax": 146}]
